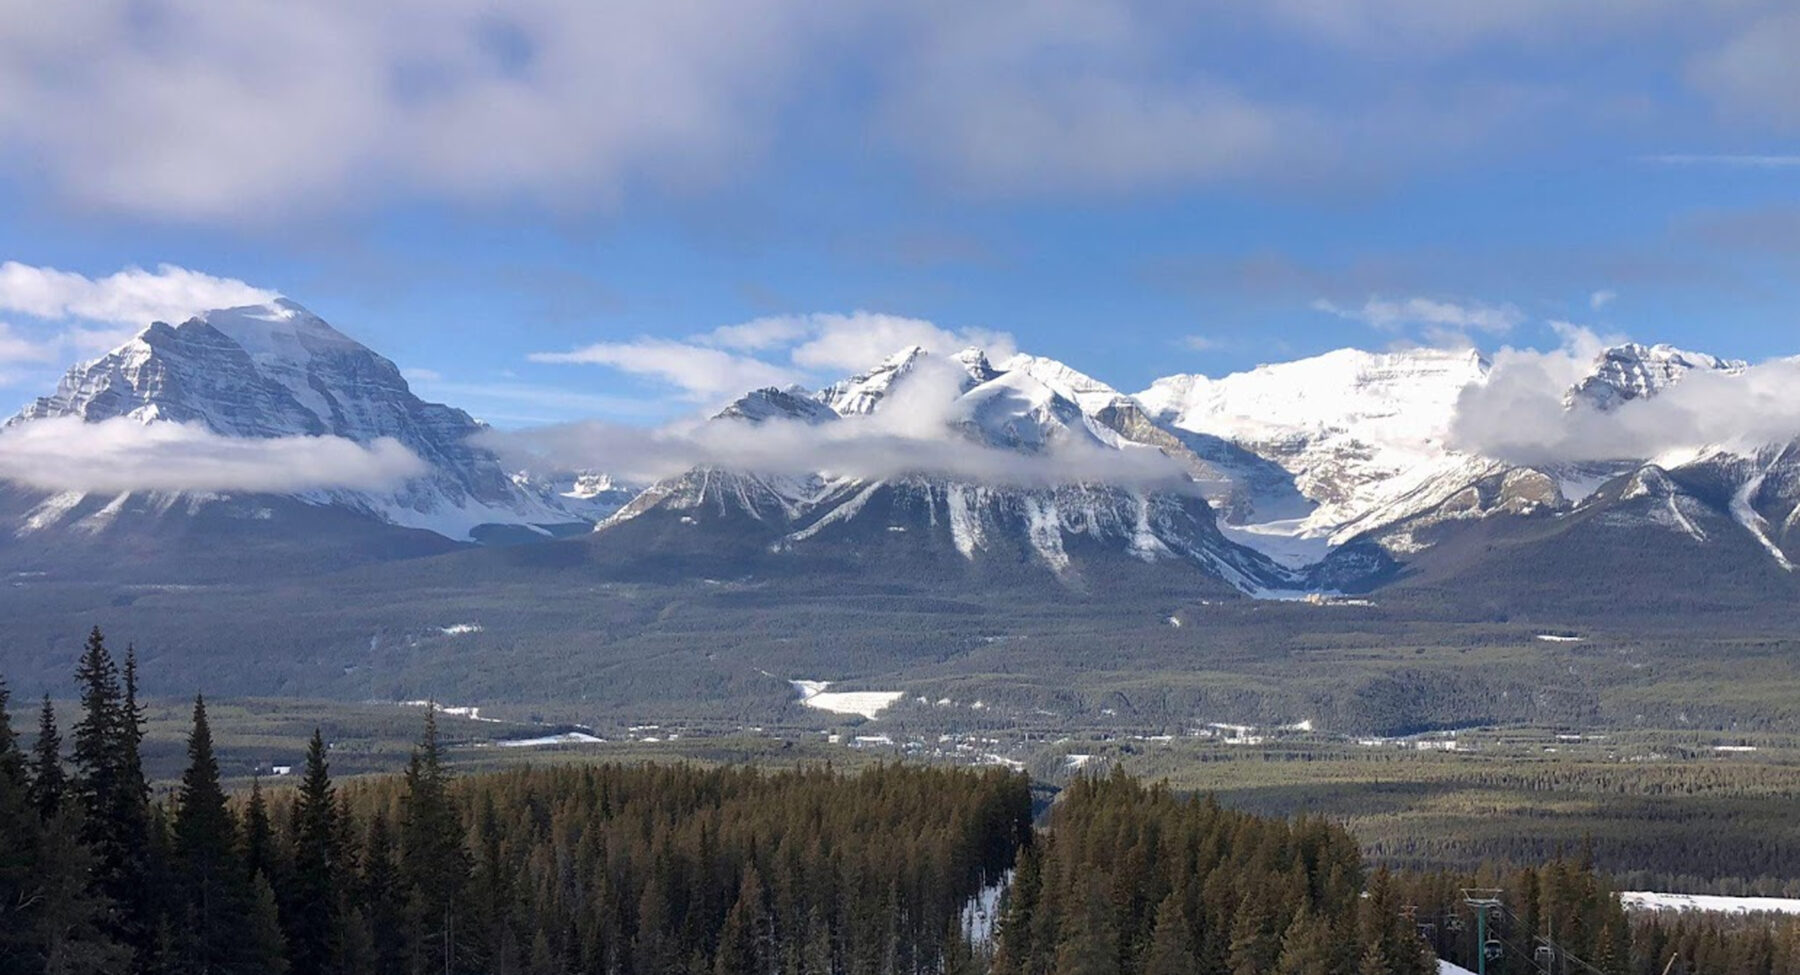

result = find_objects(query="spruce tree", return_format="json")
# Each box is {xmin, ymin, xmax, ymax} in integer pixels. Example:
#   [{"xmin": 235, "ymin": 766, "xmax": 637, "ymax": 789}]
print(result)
[
  {"xmin": 28, "ymin": 803, "xmax": 131, "ymax": 975},
  {"xmin": 29, "ymin": 694, "xmax": 65, "ymax": 819},
  {"xmin": 171, "ymin": 694, "xmax": 253, "ymax": 974},
  {"xmin": 242, "ymin": 776, "xmax": 275, "ymax": 883},
  {"xmin": 245, "ymin": 872, "xmax": 292, "ymax": 975},
  {"xmin": 287, "ymin": 729, "xmax": 343, "ymax": 975},
  {"xmin": 1142, "ymin": 891, "xmax": 1199, "ymax": 975},
  {"xmin": 362, "ymin": 811, "xmax": 408, "ymax": 975},
  {"xmin": 71, "ymin": 627, "xmax": 155, "ymax": 966},
  {"xmin": 0, "ymin": 676, "xmax": 39, "ymax": 970},
  {"xmin": 1276, "ymin": 906, "xmax": 1336, "ymax": 975},
  {"xmin": 399, "ymin": 708, "xmax": 471, "ymax": 974}
]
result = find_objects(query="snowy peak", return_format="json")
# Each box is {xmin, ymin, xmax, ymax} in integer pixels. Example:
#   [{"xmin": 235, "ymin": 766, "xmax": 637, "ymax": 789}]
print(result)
[
  {"xmin": 817, "ymin": 345, "xmax": 999, "ymax": 416},
  {"xmin": 1569, "ymin": 343, "xmax": 1747, "ymax": 412},
  {"xmin": 1134, "ymin": 347, "xmax": 1490, "ymax": 539},
  {"xmin": 715, "ymin": 386, "xmax": 840, "ymax": 425},
  {"xmin": 9, "ymin": 299, "xmax": 592, "ymax": 540}
]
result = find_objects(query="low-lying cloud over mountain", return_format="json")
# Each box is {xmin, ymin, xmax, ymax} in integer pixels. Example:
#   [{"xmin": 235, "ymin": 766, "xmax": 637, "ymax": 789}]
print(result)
[
  {"xmin": 1449, "ymin": 326, "xmax": 1800, "ymax": 464},
  {"xmin": 0, "ymin": 417, "xmax": 425, "ymax": 493},
  {"xmin": 488, "ymin": 354, "xmax": 1189, "ymax": 489}
]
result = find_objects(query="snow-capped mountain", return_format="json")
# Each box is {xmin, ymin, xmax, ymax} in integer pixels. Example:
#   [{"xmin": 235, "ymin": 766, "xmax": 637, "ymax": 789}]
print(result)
[
  {"xmin": 2, "ymin": 293, "xmax": 1792, "ymax": 595},
  {"xmin": 1568, "ymin": 343, "xmax": 1747, "ymax": 411},
  {"xmin": 599, "ymin": 346, "xmax": 1296, "ymax": 594},
  {"xmin": 1134, "ymin": 348, "xmax": 1494, "ymax": 563},
  {"xmin": 7, "ymin": 299, "xmax": 600, "ymax": 542}
]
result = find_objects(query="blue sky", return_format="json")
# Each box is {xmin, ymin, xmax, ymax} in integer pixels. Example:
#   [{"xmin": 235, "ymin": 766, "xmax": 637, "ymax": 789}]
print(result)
[{"xmin": 1, "ymin": 0, "xmax": 1797, "ymax": 426}]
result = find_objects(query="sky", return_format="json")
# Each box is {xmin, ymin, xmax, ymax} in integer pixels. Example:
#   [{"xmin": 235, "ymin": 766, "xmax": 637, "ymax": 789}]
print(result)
[{"xmin": 1, "ymin": 0, "xmax": 1797, "ymax": 428}]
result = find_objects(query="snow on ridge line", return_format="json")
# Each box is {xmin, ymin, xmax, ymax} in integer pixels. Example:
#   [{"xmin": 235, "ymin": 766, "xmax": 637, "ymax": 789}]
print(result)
[{"xmin": 1621, "ymin": 891, "xmax": 1800, "ymax": 916}]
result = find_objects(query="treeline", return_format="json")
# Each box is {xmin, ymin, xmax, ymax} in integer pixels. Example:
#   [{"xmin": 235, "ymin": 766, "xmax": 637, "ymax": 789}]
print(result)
[
  {"xmin": 989, "ymin": 772, "xmax": 1800, "ymax": 975},
  {"xmin": 989, "ymin": 771, "xmax": 1433, "ymax": 975},
  {"xmin": 8, "ymin": 627, "xmax": 1800, "ymax": 975},
  {"xmin": 0, "ymin": 628, "xmax": 1032, "ymax": 974},
  {"xmin": 1392, "ymin": 859, "xmax": 1800, "ymax": 975}
]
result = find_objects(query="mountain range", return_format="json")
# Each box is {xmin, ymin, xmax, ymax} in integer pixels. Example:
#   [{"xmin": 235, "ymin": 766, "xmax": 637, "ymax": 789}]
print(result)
[
  {"xmin": 2, "ymin": 299, "xmax": 1795, "ymax": 594},
  {"xmin": 1, "ymin": 298, "xmax": 1796, "ymax": 726}
]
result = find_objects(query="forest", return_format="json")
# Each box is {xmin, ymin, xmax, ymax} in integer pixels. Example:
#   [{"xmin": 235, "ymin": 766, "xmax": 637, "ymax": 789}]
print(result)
[{"xmin": 2, "ymin": 628, "xmax": 1799, "ymax": 975}]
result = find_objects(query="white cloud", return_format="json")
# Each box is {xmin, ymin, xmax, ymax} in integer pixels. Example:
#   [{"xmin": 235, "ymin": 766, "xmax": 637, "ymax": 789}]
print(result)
[
  {"xmin": 0, "ymin": 0, "xmax": 1760, "ymax": 219},
  {"xmin": 1179, "ymin": 334, "xmax": 1218, "ymax": 352},
  {"xmin": 1447, "ymin": 324, "xmax": 1800, "ymax": 465},
  {"xmin": 484, "ymin": 381, "xmax": 1189, "ymax": 490},
  {"xmin": 700, "ymin": 316, "xmax": 815, "ymax": 352},
  {"xmin": 1589, "ymin": 289, "xmax": 1617, "ymax": 309},
  {"xmin": 0, "ymin": 262, "xmax": 279, "ymax": 326},
  {"xmin": 528, "ymin": 339, "xmax": 801, "ymax": 399},
  {"xmin": 0, "ymin": 322, "xmax": 56, "ymax": 364},
  {"xmin": 781, "ymin": 312, "xmax": 1016, "ymax": 371},
  {"xmin": 1312, "ymin": 295, "xmax": 1524, "ymax": 335},
  {"xmin": 0, "ymin": 417, "xmax": 427, "ymax": 493},
  {"xmin": 535, "ymin": 310, "xmax": 1017, "ymax": 405},
  {"xmin": 0, "ymin": 0, "xmax": 834, "ymax": 219}
]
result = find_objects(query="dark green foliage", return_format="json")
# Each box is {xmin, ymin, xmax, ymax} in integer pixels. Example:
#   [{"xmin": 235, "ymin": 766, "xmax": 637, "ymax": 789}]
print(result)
[
  {"xmin": 397, "ymin": 708, "xmax": 470, "ymax": 974},
  {"xmin": 70, "ymin": 627, "xmax": 157, "ymax": 970},
  {"xmin": 28, "ymin": 696, "xmax": 64, "ymax": 820},
  {"xmin": 284, "ymin": 730, "xmax": 343, "ymax": 975},
  {"xmin": 171, "ymin": 695, "xmax": 258, "ymax": 973},
  {"xmin": 990, "ymin": 771, "xmax": 1426, "ymax": 975}
]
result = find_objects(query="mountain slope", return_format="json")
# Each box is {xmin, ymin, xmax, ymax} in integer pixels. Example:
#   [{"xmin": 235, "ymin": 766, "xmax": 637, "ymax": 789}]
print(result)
[
  {"xmin": 596, "ymin": 348, "xmax": 1297, "ymax": 595},
  {"xmin": 1, "ymin": 300, "xmax": 616, "ymax": 579}
]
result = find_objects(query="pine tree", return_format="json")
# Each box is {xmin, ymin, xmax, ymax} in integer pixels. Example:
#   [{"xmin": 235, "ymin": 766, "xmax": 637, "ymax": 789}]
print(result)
[
  {"xmin": 399, "ymin": 707, "xmax": 471, "ymax": 974},
  {"xmin": 1142, "ymin": 891, "xmax": 1199, "ymax": 975},
  {"xmin": 28, "ymin": 803, "xmax": 131, "ymax": 975},
  {"xmin": 71, "ymin": 627, "xmax": 155, "ymax": 967},
  {"xmin": 171, "ymin": 694, "xmax": 253, "ymax": 974},
  {"xmin": 1276, "ymin": 906, "xmax": 1336, "ymax": 975},
  {"xmin": 362, "ymin": 812, "xmax": 408, "ymax": 975},
  {"xmin": 287, "ymin": 729, "xmax": 343, "ymax": 975},
  {"xmin": 1229, "ymin": 895, "xmax": 1278, "ymax": 975},
  {"xmin": 0, "ymin": 676, "xmax": 40, "ymax": 970},
  {"xmin": 29, "ymin": 694, "xmax": 66, "ymax": 819},
  {"xmin": 244, "ymin": 872, "xmax": 292, "ymax": 975},
  {"xmin": 242, "ymin": 776, "xmax": 275, "ymax": 883}
]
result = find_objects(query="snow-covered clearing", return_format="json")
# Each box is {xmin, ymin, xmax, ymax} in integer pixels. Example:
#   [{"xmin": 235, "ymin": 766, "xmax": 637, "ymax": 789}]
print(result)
[
  {"xmin": 790, "ymin": 679, "xmax": 905, "ymax": 719},
  {"xmin": 496, "ymin": 732, "xmax": 605, "ymax": 748},
  {"xmin": 1621, "ymin": 892, "xmax": 1800, "ymax": 916}
]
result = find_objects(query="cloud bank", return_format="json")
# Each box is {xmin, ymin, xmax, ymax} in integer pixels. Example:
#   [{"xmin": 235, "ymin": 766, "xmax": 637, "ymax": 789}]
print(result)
[
  {"xmin": 1449, "ymin": 327, "xmax": 1800, "ymax": 465},
  {"xmin": 486, "ymin": 416, "xmax": 1192, "ymax": 491},
  {"xmin": 533, "ymin": 310, "xmax": 1016, "ymax": 401},
  {"xmin": 0, "ymin": 262, "xmax": 279, "ymax": 326},
  {"xmin": 0, "ymin": 0, "xmax": 1778, "ymax": 220},
  {"xmin": 1312, "ymin": 295, "xmax": 1524, "ymax": 345},
  {"xmin": 0, "ymin": 418, "xmax": 427, "ymax": 494},
  {"xmin": 487, "ymin": 357, "xmax": 1188, "ymax": 490}
]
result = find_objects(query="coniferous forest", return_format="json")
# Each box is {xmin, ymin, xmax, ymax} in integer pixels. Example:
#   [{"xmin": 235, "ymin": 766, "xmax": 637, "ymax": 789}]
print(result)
[{"xmin": 3, "ymin": 629, "xmax": 1800, "ymax": 975}]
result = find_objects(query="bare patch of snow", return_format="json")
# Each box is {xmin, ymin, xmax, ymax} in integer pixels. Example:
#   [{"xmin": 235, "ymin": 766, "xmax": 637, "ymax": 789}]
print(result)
[
  {"xmin": 790, "ymin": 679, "xmax": 905, "ymax": 720},
  {"xmin": 496, "ymin": 732, "xmax": 605, "ymax": 748},
  {"xmin": 1622, "ymin": 891, "xmax": 1800, "ymax": 915}
]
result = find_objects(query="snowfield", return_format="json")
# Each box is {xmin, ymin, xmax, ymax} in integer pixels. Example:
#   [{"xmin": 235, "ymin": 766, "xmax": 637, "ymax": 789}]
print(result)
[
  {"xmin": 1621, "ymin": 892, "xmax": 1800, "ymax": 916},
  {"xmin": 496, "ymin": 732, "xmax": 605, "ymax": 748},
  {"xmin": 790, "ymin": 680, "xmax": 906, "ymax": 720}
]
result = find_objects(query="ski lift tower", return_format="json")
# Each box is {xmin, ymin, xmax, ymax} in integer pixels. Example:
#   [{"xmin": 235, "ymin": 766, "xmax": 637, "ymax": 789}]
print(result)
[{"xmin": 1462, "ymin": 889, "xmax": 1506, "ymax": 975}]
